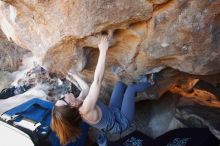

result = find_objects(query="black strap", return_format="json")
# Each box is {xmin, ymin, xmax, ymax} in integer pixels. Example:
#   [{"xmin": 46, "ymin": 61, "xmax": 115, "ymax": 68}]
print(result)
[{"xmin": 59, "ymin": 96, "xmax": 69, "ymax": 105}]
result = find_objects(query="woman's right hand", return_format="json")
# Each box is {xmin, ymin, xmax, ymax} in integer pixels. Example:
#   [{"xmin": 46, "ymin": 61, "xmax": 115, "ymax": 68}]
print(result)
[{"xmin": 98, "ymin": 36, "xmax": 109, "ymax": 52}]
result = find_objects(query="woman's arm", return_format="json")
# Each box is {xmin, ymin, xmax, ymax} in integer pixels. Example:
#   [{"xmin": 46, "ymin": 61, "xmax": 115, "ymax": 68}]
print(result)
[
  {"xmin": 80, "ymin": 36, "xmax": 109, "ymax": 114},
  {"xmin": 66, "ymin": 73, "xmax": 89, "ymax": 101}
]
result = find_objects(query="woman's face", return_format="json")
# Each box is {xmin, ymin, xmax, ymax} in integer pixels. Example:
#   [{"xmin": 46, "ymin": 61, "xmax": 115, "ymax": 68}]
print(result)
[{"xmin": 55, "ymin": 93, "xmax": 81, "ymax": 108}]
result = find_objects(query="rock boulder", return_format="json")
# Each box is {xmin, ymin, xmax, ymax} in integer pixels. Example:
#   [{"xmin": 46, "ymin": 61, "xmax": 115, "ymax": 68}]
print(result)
[{"xmin": 0, "ymin": 0, "xmax": 219, "ymax": 84}]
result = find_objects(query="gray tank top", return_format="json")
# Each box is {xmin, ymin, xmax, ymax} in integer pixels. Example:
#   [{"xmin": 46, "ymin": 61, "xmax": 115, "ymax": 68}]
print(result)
[{"xmin": 87, "ymin": 101, "xmax": 129, "ymax": 134}]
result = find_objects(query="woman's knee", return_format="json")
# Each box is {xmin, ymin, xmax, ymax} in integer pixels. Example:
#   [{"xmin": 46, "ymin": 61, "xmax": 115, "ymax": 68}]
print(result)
[
  {"xmin": 115, "ymin": 81, "xmax": 127, "ymax": 88},
  {"xmin": 126, "ymin": 85, "xmax": 136, "ymax": 92}
]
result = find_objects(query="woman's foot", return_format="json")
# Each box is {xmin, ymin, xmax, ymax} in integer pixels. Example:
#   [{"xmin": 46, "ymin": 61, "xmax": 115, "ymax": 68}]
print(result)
[
  {"xmin": 137, "ymin": 73, "xmax": 157, "ymax": 85},
  {"xmin": 136, "ymin": 75, "xmax": 148, "ymax": 83},
  {"xmin": 148, "ymin": 73, "xmax": 157, "ymax": 85}
]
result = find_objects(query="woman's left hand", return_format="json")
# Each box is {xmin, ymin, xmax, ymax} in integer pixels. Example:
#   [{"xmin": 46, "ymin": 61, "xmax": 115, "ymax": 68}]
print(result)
[
  {"xmin": 98, "ymin": 36, "xmax": 109, "ymax": 52},
  {"xmin": 64, "ymin": 93, "xmax": 83, "ymax": 108}
]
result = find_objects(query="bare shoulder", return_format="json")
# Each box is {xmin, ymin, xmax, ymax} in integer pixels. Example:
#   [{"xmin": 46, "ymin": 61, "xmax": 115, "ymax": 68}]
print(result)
[{"xmin": 79, "ymin": 105, "xmax": 101, "ymax": 124}]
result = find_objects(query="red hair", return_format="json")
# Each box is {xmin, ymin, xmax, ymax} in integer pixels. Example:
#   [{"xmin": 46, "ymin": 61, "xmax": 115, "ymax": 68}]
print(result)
[{"xmin": 51, "ymin": 105, "xmax": 82, "ymax": 145}]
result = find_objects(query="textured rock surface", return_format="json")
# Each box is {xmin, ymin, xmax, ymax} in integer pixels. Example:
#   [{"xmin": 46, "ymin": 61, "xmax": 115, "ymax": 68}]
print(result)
[
  {"xmin": 170, "ymin": 81, "xmax": 220, "ymax": 139},
  {"xmin": 0, "ymin": 29, "xmax": 29, "ymax": 71},
  {"xmin": 0, "ymin": 71, "xmax": 13, "ymax": 91},
  {"xmin": 0, "ymin": 0, "xmax": 220, "ymax": 83}
]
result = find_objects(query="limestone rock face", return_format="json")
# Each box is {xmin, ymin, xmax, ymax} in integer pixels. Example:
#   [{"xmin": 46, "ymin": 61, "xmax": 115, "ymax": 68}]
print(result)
[{"xmin": 0, "ymin": 0, "xmax": 220, "ymax": 83}]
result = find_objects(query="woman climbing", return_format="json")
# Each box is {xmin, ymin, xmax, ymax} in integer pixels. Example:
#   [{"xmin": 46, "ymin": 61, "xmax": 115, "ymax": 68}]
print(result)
[{"xmin": 51, "ymin": 35, "xmax": 156, "ymax": 145}]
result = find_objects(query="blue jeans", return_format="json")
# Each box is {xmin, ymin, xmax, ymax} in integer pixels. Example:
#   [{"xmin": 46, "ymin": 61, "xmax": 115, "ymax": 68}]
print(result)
[
  {"xmin": 109, "ymin": 81, "xmax": 151, "ymax": 123},
  {"xmin": 97, "ymin": 81, "xmax": 151, "ymax": 146}
]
